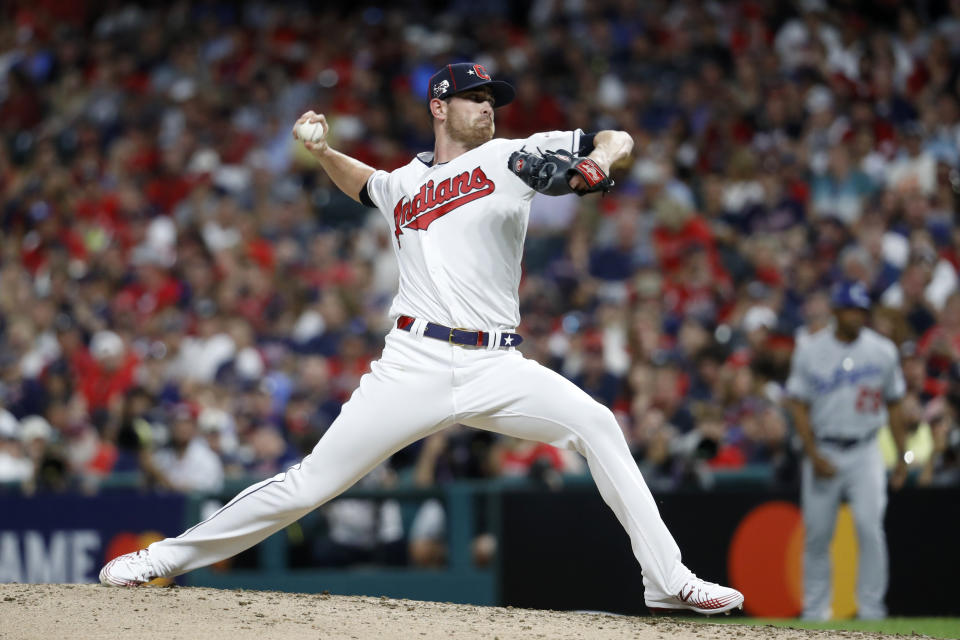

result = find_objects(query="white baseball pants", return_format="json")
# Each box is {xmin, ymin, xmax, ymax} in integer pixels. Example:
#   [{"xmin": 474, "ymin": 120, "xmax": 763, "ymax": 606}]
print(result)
[
  {"xmin": 147, "ymin": 327, "xmax": 692, "ymax": 598},
  {"xmin": 801, "ymin": 439, "xmax": 888, "ymax": 620}
]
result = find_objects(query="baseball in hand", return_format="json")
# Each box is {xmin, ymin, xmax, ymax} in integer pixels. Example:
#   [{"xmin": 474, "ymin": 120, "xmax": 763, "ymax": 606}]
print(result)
[{"xmin": 297, "ymin": 119, "xmax": 327, "ymax": 144}]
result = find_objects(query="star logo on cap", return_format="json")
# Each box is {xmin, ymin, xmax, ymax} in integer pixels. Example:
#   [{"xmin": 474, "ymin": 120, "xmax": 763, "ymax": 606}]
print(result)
[{"xmin": 467, "ymin": 69, "xmax": 475, "ymax": 75}]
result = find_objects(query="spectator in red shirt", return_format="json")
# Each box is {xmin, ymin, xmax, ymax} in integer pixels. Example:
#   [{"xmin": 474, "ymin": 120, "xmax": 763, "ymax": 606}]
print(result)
[
  {"xmin": 652, "ymin": 197, "xmax": 731, "ymax": 306},
  {"xmin": 77, "ymin": 331, "xmax": 139, "ymax": 426}
]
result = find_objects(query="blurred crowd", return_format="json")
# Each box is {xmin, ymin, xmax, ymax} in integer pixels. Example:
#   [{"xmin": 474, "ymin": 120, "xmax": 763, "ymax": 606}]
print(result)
[{"xmin": 1, "ymin": 0, "xmax": 960, "ymax": 540}]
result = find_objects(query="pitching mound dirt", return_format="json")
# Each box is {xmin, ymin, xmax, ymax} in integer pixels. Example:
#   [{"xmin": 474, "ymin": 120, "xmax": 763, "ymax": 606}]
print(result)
[{"xmin": 0, "ymin": 583, "xmax": 911, "ymax": 640}]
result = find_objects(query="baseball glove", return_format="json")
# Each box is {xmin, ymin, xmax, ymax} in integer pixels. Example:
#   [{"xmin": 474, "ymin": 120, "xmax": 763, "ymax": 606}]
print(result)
[{"xmin": 508, "ymin": 148, "xmax": 614, "ymax": 196}]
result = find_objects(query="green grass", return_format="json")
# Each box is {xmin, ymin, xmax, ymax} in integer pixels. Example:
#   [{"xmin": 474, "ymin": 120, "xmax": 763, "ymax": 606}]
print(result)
[{"xmin": 697, "ymin": 617, "xmax": 960, "ymax": 639}]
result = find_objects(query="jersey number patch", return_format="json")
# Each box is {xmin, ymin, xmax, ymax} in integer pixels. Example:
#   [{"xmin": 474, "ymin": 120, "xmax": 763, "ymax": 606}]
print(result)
[{"xmin": 855, "ymin": 387, "xmax": 883, "ymax": 413}]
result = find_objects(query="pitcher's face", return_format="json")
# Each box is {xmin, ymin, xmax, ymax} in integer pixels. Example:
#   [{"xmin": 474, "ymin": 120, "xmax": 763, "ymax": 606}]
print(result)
[{"xmin": 443, "ymin": 88, "xmax": 495, "ymax": 149}]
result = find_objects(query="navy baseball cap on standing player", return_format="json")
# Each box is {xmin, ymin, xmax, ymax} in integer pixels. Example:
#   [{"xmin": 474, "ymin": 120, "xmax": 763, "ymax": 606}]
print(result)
[
  {"xmin": 428, "ymin": 63, "xmax": 515, "ymax": 108},
  {"xmin": 830, "ymin": 281, "xmax": 872, "ymax": 311}
]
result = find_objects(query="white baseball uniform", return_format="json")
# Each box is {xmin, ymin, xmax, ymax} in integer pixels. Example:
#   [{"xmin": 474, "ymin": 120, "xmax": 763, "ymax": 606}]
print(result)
[
  {"xmin": 786, "ymin": 326, "xmax": 905, "ymax": 620},
  {"xmin": 142, "ymin": 130, "xmax": 694, "ymax": 601}
]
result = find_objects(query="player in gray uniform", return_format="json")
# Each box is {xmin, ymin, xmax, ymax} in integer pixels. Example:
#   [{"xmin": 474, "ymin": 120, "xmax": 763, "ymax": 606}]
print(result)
[{"xmin": 786, "ymin": 281, "xmax": 908, "ymax": 620}]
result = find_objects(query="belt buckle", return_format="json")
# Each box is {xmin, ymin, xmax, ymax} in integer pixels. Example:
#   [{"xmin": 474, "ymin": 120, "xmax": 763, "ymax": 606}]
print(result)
[{"xmin": 448, "ymin": 327, "xmax": 471, "ymax": 344}]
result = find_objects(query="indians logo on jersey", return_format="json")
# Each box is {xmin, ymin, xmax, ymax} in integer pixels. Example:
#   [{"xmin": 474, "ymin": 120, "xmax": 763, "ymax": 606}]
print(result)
[{"xmin": 392, "ymin": 167, "xmax": 495, "ymax": 246}]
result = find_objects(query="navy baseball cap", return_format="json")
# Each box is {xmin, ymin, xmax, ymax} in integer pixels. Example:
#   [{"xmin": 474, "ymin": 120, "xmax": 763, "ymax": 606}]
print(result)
[
  {"xmin": 830, "ymin": 281, "xmax": 871, "ymax": 311},
  {"xmin": 428, "ymin": 63, "xmax": 515, "ymax": 108}
]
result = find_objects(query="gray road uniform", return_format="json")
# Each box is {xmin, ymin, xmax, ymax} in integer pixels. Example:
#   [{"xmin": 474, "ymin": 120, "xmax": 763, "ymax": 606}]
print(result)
[{"xmin": 786, "ymin": 327, "xmax": 905, "ymax": 620}]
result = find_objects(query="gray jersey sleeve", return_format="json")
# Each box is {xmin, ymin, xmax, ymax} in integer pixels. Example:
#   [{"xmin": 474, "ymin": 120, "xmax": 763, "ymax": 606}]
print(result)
[
  {"xmin": 883, "ymin": 345, "xmax": 906, "ymax": 401},
  {"xmin": 785, "ymin": 342, "xmax": 812, "ymax": 402}
]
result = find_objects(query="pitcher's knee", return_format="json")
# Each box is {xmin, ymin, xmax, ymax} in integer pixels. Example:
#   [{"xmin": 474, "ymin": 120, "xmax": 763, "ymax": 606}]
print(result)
[
  {"xmin": 579, "ymin": 404, "xmax": 626, "ymax": 448},
  {"xmin": 546, "ymin": 401, "xmax": 623, "ymax": 456}
]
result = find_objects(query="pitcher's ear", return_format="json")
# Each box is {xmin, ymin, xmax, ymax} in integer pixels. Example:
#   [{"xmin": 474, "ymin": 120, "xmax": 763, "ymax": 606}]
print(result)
[{"xmin": 429, "ymin": 98, "xmax": 447, "ymax": 120}]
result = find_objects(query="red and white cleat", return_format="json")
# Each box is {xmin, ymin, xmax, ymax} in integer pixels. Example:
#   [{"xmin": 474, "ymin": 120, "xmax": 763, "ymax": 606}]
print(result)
[
  {"xmin": 646, "ymin": 576, "xmax": 744, "ymax": 616},
  {"xmin": 99, "ymin": 549, "xmax": 159, "ymax": 587}
]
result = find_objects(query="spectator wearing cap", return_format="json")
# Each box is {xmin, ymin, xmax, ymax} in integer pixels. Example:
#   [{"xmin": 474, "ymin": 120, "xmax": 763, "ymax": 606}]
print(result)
[
  {"xmin": 741, "ymin": 304, "xmax": 778, "ymax": 353},
  {"xmin": 18, "ymin": 415, "xmax": 69, "ymax": 492},
  {"xmin": 0, "ymin": 410, "xmax": 32, "ymax": 484},
  {"xmin": 19, "ymin": 415, "xmax": 54, "ymax": 468},
  {"xmin": 149, "ymin": 406, "xmax": 224, "ymax": 493}
]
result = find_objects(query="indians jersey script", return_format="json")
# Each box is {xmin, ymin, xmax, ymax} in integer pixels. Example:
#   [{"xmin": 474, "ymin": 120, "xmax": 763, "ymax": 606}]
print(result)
[
  {"xmin": 786, "ymin": 327, "xmax": 905, "ymax": 439},
  {"xmin": 365, "ymin": 130, "xmax": 586, "ymax": 331}
]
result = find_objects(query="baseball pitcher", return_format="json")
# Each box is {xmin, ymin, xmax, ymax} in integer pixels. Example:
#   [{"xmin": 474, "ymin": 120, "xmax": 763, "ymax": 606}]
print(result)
[
  {"xmin": 786, "ymin": 281, "xmax": 908, "ymax": 620},
  {"xmin": 100, "ymin": 63, "xmax": 743, "ymax": 615}
]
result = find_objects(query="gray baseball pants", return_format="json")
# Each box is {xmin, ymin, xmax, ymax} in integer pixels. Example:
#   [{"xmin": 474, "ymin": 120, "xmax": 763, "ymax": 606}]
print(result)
[{"xmin": 801, "ymin": 439, "xmax": 888, "ymax": 620}]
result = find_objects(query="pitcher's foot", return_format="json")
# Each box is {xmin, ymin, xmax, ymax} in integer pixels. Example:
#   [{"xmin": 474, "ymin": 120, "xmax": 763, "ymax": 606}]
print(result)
[
  {"xmin": 99, "ymin": 549, "xmax": 159, "ymax": 587},
  {"xmin": 646, "ymin": 576, "xmax": 744, "ymax": 616}
]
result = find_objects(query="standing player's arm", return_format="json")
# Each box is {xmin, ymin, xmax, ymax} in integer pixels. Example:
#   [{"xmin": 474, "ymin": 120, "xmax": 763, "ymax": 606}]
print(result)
[
  {"xmin": 786, "ymin": 398, "xmax": 836, "ymax": 478},
  {"xmin": 569, "ymin": 130, "xmax": 634, "ymax": 191},
  {"xmin": 293, "ymin": 111, "xmax": 376, "ymax": 204},
  {"xmin": 887, "ymin": 399, "xmax": 909, "ymax": 490}
]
